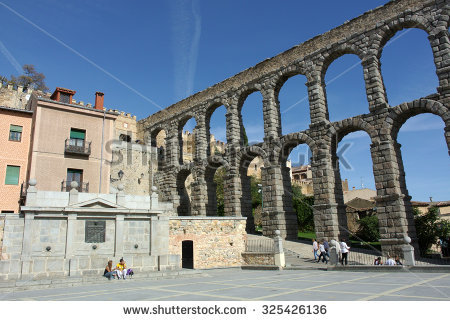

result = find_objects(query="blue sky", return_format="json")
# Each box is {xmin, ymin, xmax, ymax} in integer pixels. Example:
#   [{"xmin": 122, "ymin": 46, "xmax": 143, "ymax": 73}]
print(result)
[{"xmin": 0, "ymin": 0, "xmax": 448, "ymax": 201}]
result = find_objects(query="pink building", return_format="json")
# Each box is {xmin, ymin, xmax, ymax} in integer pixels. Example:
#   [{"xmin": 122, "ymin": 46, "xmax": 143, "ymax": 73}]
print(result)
[{"xmin": 0, "ymin": 106, "xmax": 33, "ymax": 213}]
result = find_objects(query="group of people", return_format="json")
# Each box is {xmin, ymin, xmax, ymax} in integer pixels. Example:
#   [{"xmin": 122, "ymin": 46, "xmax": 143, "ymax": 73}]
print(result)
[
  {"xmin": 103, "ymin": 258, "xmax": 133, "ymax": 280},
  {"xmin": 374, "ymin": 255, "xmax": 402, "ymax": 266},
  {"xmin": 312, "ymin": 238, "xmax": 350, "ymax": 265}
]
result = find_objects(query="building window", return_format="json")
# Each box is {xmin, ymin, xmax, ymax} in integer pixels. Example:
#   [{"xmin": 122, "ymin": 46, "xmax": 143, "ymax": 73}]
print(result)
[
  {"xmin": 1, "ymin": 210, "xmax": 14, "ymax": 213},
  {"xmin": 67, "ymin": 168, "xmax": 83, "ymax": 186},
  {"xmin": 9, "ymin": 125, "xmax": 23, "ymax": 142},
  {"xmin": 69, "ymin": 128, "xmax": 86, "ymax": 147},
  {"xmin": 119, "ymin": 134, "xmax": 131, "ymax": 142},
  {"xmin": 5, "ymin": 165, "xmax": 20, "ymax": 185},
  {"xmin": 85, "ymin": 220, "xmax": 106, "ymax": 243}
]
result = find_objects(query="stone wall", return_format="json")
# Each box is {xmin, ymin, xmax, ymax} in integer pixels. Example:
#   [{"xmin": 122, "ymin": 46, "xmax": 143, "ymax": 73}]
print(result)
[
  {"xmin": 114, "ymin": 112, "xmax": 138, "ymax": 141},
  {"xmin": 169, "ymin": 217, "xmax": 247, "ymax": 269},
  {"xmin": 0, "ymin": 84, "xmax": 33, "ymax": 110},
  {"xmin": 110, "ymin": 142, "xmax": 156, "ymax": 195},
  {"xmin": 241, "ymin": 253, "xmax": 275, "ymax": 266}
]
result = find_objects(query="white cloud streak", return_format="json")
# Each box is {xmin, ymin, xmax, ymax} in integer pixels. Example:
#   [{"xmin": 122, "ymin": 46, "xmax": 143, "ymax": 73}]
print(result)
[
  {"xmin": 170, "ymin": 0, "xmax": 202, "ymax": 101},
  {"xmin": 0, "ymin": 40, "xmax": 22, "ymax": 74}
]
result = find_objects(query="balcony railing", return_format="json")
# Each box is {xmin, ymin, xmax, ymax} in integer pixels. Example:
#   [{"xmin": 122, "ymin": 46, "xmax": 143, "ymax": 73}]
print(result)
[
  {"xmin": 65, "ymin": 138, "xmax": 91, "ymax": 156},
  {"xmin": 61, "ymin": 180, "xmax": 89, "ymax": 193}
]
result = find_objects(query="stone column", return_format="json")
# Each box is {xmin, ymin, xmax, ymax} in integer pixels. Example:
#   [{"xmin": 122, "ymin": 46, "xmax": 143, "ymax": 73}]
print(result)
[
  {"xmin": 190, "ymin": 167, "xmax": 207, "ymax": 216},
  {"xmin": 225, "ymin": 100, "xmax": 242, "ymax": 147},
  {"xmin": 114, "ymin": 215, "xmax": 125, "ymax": 258},
  {"xmin": 20, "ymin": 212, "xmax": 34, "ymax": 278},
  {"xmin": 20, "ymin": 212, "xmax": 34, "ymax": 259},
  {"xmin": 260, "ymin": 165, "xmax": 298, "ymax": 239},
  {"xmin": 261, "ymin": 82, "xmax": 282, "ymax": 140},
  {"xmin": 429, "ymin": 30, "xmax": 450, "ymax": 100},
  {"xmin": 362, "ymin": 56, "xmax": 388, "ymax": 110},
  {"xmin": 310, "ymin": 146, "xmax": 341, "ymax": 241},
  {"xmin": 25, "ymin": 179, "xmax": 38, "ymax": 206},
  {"xmin": 65, "ymin": 213, "xmax": 77, "ymax": 258},
  {"xmin": 370, "ymin": 140, "xmax": 418, "ymax": 253},
  {"xmin": 306, "ymin": 71, "xmax": 329, "ymax": 124},
  {"xmin": 194, "ymin": 114, "xmax": 207, "ymax": 161},
  {"xmin": 165, "ymin": 124, "xmax": 180, "ymax": 167},
  {"xmin": 223, "ymin": 168, "xmax": 241, "ymax": 217}
]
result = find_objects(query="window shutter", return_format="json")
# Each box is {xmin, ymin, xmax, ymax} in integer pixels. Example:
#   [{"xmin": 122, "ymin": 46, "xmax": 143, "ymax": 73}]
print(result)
[
  {"xmin": 70, "ymin": 129, "xmax": 85, "ymax": 140},
  {"xmin": 5, "ymin": 166, "xmax": 20, "ymax": 185},
  {"xmin": 10, "ymin": 125, "xmax": 23, "ymax": 133}
]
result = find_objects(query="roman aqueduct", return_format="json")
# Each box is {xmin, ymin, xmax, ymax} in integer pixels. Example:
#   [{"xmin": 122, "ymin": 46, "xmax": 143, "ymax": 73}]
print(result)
[{"xmin": 138, "ymin": 0, "xmax": 450, "ymax": 253}]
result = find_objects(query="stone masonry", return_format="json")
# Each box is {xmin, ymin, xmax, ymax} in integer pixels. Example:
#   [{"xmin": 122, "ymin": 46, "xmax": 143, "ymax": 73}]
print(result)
[
  {"xmin": 169, "ymin": 217, "xmax": 247, "ymax": 269},
  {"xmin": 138, "ymin": 0, "xmax": 450, "ymax": 254}
]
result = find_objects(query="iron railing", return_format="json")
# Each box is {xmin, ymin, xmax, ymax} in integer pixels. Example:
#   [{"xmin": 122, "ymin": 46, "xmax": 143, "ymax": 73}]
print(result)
[
  {"xmin": 332, "ymin": 248, "xmax": 450, "ymax": 266},
  {"xmin": 245, "ymin": 239, "xmax": 275, "ymax": 253},
  {"xmin": 61, "ymin": 180, "xmax": 89, "ymax": 193},
  {"xmin": 64, "ymin": 138, "xmax": 91, "ymax": 156}
]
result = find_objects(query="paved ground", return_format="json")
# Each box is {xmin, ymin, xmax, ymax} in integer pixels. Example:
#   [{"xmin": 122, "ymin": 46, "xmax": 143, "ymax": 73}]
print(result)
[{"xmin": 1, "ymin": 269, "xmax": 449, "ymax": 301}]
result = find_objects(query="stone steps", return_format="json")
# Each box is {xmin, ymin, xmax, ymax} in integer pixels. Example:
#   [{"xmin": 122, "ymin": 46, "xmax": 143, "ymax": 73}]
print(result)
[{"xmin": 0, "ymin": 269, "xmax": 207, "ymax": 292}]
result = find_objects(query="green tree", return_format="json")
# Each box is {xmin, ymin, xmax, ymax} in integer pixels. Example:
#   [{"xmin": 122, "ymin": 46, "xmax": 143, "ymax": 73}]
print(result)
[
  {"xmin": 9, "ymin": 64, "xmax": 48, "ymax": 92},
  {"xmin": 291, "ymin": 184, "xmax": 315, "ymax": 232},
  {"xmin": 250, "ymin": 175, "xmax": 262, "ymax": 209},
  {"xmin": 355, "ymin": 215, "xmax": 380, "ymax": 242},
  {"xmin": 414, "ymin": 206, "xmax": 445, "ymax": 254}
]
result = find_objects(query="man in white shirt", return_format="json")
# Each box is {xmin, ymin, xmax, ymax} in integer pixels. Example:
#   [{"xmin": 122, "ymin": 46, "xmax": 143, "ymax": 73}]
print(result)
[
  {"xmin": 340, "ymin": 239, "xmax": 350, "ymax": 265},
  {"xmin": 385, "ymin": 256, "xmax": 396, "ymax": 266},
  {"xmin": 317, "ymin": 242, "xmax": 328, "ymax": 263}
]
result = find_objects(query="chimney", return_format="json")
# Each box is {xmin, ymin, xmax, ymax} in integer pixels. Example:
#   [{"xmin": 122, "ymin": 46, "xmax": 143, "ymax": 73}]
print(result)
[{"xmin": 94, "ymin": 91, "xmax": 104, "ymax": 110}]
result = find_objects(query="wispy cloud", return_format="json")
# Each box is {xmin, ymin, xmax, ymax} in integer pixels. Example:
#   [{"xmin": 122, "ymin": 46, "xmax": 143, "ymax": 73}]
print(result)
[
  {"xmin": 170, "ymin": 0, "xmax": 201, "ymax": 101},
  {"xmin": 0, "ymin": 40, "xmax": 22, "ymax": 74}
]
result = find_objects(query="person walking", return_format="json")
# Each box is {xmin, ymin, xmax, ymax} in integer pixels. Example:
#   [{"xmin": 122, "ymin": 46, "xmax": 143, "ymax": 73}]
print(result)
[
  {"xmin": 317, "ymin": 241, "xmax": 328, "ymax": 264},
  {"xmin": 340, "ymin": 239, "xmax": 350, "ymax": 265},
  {"xmin": 323, "ymin": 239, "xmax": 330, "ymax": 259},
  {"xmin": 312, "ymin": 239, "xmax": 319, "ymax": 261}
]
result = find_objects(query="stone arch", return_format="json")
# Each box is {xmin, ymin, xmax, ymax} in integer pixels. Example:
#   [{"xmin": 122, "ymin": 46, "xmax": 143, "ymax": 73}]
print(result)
[
  {"xmin": 236, "ymin": 145, "xmax": 270, "ymax": 170},
  {"xmin": 319, "ymin": 45, "xmax": 371, "ymax": 120},
  {"xmin": 272, "ymin": 62, "xmax": 308, "ymax": 98},
  {"xmin": 319, "ymin": 44, "xmax": 367, "ymax": 82},
  {"xmin": 235, "ymin": 145, "xmax": 269, "ymax": 233},
  {"xmin": 374, "ymin": 18, "xmax": 434, "ymax": 60},
  {"xmin": 279, "ymin": 131, "xmax": 317, "ymax": 164},
  {"xmin": 150, "ymin": 125, "xmax": 167, "ymax": 146},
  {"xmin": 235, "ymin": 86, "xmax": 265, "ymax": 145},
  {"xmin": 177, "ymin": 114, "xmax": 197, "ymax": 164},
  {"xmin": 387, "ymin": 99, "xmax": 450, "ymax": 142},
  {"xmin": 175, "ymin": 165, "xmax": 194, "ymax": 216},
  {"xmin": 331, "ymin": 117, "xmax": 379, "ymax": 145},
  {"xmin": 205, "ymin": 100, "xmax": 228, "ymax": 156},
  {"xmin": 204, "ymin": 156, "xmax": 230, "ymax": 217}
]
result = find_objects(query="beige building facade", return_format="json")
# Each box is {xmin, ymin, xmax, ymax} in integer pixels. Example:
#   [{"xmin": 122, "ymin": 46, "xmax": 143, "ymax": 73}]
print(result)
[{"xmin": 27, "ymin": 88, "xmax": 117, "ymax": 194}]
